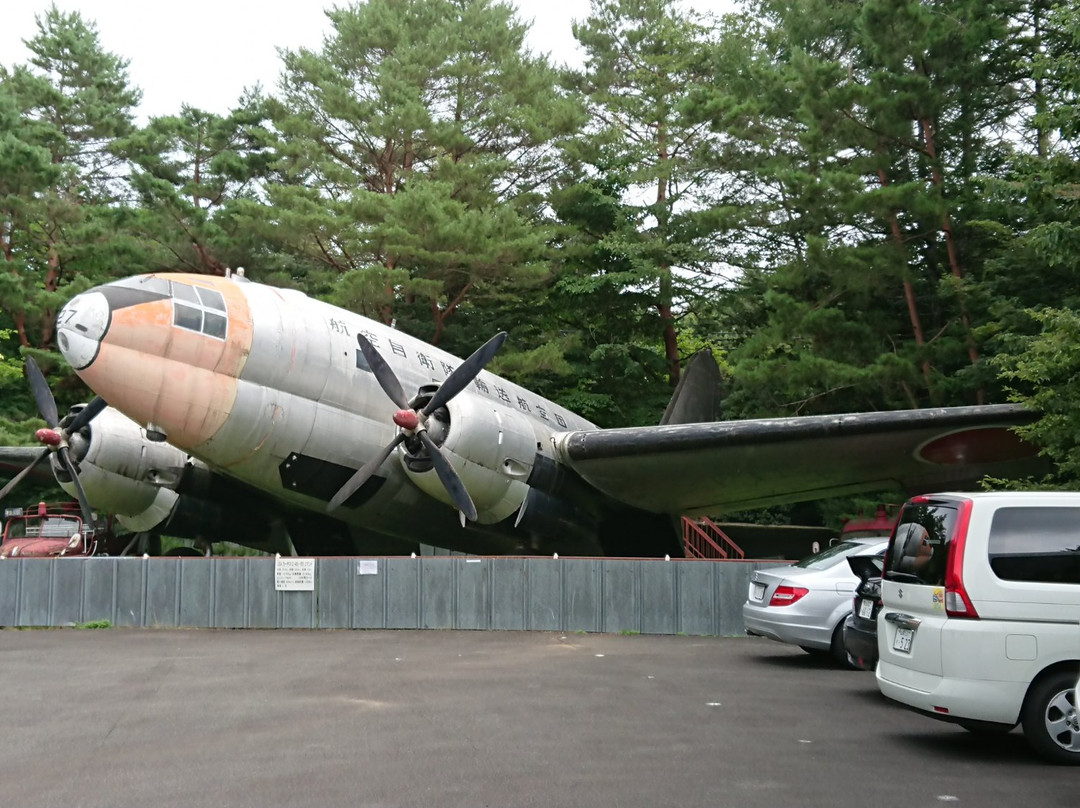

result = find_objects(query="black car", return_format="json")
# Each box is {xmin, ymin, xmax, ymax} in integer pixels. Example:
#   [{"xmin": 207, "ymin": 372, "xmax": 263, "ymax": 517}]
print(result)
[{"xmin": 842, "ymin": 554, "xmax": 883, "ymax": 671}]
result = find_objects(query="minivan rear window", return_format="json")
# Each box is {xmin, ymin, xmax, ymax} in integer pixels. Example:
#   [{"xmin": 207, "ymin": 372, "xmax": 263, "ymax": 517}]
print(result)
[
  {"xmin": 988, "ymin": 507, "xmax": 1080, "ymax": 584},
  {"xmin": 884, "ymin": 501, "xmax": 959, "ymax": 586}
]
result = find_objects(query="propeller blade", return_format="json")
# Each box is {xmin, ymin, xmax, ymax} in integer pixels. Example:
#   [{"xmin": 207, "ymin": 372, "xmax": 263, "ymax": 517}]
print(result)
[
  {"xmin": 326, "ymin": 433, "xmax": 406, "ymax": 512},
  {"xmin": 25, "ymin": 357, "xmax": 59, "ymax": 428},
  {"xmin": 57, "ymin": 446, "xmax": 94, "ymax": 529},
  {"xmin": 422, "ymin": 332, "xmax": 507, "ymax": 416},
  {"xmin": 66, "ymin": 396, "xmax": 108, "ymax": 434},
  {"xmin": 357, "ymin": 333, "xmax": 411, "ymax": 410},
  {"xmin": 418, "ymin": 430, "xmax": 477, "ymax": 522},
  {"xmin": 0, "ymin": 448, "xmax": 51, "ymax": 503}
]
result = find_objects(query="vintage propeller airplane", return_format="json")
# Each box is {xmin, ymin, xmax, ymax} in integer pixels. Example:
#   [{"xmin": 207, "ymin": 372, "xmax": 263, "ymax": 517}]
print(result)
[{"xmin": 0, "ymin": 269, "xmax": 1046, "ymax": 557}]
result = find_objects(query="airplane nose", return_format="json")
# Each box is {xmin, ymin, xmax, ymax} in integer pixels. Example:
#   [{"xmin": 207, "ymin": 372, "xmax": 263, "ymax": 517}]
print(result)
[{"xmin": 57, "ymin": 291, "xmax": 110, "ymax": 370}]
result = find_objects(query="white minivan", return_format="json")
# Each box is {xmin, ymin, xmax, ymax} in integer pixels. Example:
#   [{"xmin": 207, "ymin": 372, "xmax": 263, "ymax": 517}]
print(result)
[{"xmin": 876, "ymin": 492, "xmax": 1080, "ymax": 764}]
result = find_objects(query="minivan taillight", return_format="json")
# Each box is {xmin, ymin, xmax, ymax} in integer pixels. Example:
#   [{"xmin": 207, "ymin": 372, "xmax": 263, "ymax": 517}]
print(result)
[
  {"xmin": 769, "ymin": 586, "xmax": 809, "ymax": 606},
  {"xmin": 944, "ymin": 499, "xmax": 979, "ymax": 619}
]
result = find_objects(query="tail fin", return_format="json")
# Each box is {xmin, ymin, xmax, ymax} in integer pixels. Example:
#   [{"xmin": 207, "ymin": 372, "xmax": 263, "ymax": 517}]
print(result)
[{"xmin": 660, "ymin": 349, "xmax": 722, "ymax": 425}]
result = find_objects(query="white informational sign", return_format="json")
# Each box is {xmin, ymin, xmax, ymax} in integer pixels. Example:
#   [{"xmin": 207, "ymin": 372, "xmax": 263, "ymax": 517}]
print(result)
[
  {"xmin": 274, "ymin": 557, "xmax": 315, "ymax": 591},
  {"xmin": 356, "ymin": 559, "xmax": 378, "ymax": 576}
]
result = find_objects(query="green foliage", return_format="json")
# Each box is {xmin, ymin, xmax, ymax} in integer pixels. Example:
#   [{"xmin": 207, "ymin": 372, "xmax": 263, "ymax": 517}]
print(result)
[
  {"xmin": 75, "ymin": 619, "xmax": 112, "ymax": 629},
  {"xmin": 995, "ymin": 308, "xmax": 1080, "ymax": 486},
  {"xmin": 118, "ymin": 94, "xmax": 276, "ymax": 274},
  {"xmin": 0, "ymin": 7, "xmax": 141, "ymax": 355},
  {"xmin": 250, "ymin": 0, "xmax": 583, "ymax": 345},
  {"xmin": 565, "ymin": 0, "xmax": 731, "ymax": 387},
  {"xmin": 1031, "ymin": 1, "xmax": 1080, "ymax": 145},
  {"xmin": 704, "ymin": 0, "xmax": 1040, "ymax": 417}
]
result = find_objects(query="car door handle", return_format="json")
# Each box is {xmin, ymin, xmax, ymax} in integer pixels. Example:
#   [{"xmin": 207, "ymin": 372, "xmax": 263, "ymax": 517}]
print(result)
[{"xmin": 884, "ymin": 612, "xmax": 922, "ymax": 630}]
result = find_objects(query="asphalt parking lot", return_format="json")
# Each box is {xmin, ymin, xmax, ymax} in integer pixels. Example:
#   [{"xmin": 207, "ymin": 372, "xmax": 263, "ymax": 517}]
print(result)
[{"xmin": 0, "ymin": 629, "xmax": 1075, "ymax": 808}]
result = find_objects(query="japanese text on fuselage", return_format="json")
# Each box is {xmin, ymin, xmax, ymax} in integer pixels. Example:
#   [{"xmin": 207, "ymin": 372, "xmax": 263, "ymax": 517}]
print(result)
[{"xmin": 350, "ymin": 327, "xmax": 568, "ymax": 428}]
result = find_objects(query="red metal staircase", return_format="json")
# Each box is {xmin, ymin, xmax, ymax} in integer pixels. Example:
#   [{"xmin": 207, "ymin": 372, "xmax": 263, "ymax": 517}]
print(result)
[{"xmin": 682, "ymin": 516, "xmax": 746, "ymax": 560}]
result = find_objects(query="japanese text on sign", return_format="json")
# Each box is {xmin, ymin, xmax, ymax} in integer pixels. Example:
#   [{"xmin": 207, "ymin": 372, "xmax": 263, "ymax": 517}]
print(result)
[{"xmin": 275, "ymin": 557, "xmax": 315, "ymax": 591}]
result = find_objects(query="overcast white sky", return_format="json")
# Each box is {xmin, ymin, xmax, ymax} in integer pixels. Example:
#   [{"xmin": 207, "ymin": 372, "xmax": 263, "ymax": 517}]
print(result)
[{"xmin": 0, "ymin": 1, "xmax": 736, "ymax": 120}]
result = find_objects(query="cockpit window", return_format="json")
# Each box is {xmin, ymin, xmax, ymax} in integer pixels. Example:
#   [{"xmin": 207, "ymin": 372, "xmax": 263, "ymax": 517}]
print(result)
[
  {"xmin": 173, "ymin": 283, "xmax": 199, "ymax": 304},
  {"xmin": 196, "ymin": 286, "xmax": 226, "ymax": 310},
  {"xmin": 130, "ymin": 276, "xmax": 173, "ymax": 296},
  {"xmin": 171, "ymin": 282, "xmax": 227, "ymax": 339}
]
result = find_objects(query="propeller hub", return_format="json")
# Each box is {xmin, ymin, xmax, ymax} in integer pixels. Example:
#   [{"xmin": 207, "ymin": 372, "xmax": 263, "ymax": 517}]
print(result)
[
  {"xmin": 35, "ymin": 428, "xmax": 62, "ymax": 447},
  {"xmin": 393, "ymin": 409, "xmax": 420, "ymax": 431}
]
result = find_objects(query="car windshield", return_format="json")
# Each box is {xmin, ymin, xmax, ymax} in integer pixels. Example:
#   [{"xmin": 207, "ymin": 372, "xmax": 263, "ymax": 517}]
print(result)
[
  {"xmin": 794, "ymin": 540, "xmax": 873, "ymax": 570},
  {"xmin": 2, "ymin": 516, "xmax": 81, "ymax": 542}
]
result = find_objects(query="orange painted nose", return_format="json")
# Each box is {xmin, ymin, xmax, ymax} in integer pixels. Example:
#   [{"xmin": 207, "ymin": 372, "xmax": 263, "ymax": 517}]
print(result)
[{"xmin": 55, "ymin": 273, "xmax": 254, "ymax": 452}]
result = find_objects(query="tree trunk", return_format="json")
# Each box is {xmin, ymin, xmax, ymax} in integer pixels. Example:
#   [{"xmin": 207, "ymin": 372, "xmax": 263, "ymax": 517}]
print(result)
[
  {"xmin": 429, "ymin": 279, "xmax": 473, "ymax": 346},
  {"xmin": 877, "ymin": 168, "xmax": 933, "ymax": 396},
  {"xmin": 655, "ymin": 122, "xmax": 680, "ymax": 387},
  {"xmin": 40, "ymin": 244, "xmax": 61, "ymax": 348},
  {"xmin": 918, "ymin": 115, "xmax": 983, "ymax": 403}
]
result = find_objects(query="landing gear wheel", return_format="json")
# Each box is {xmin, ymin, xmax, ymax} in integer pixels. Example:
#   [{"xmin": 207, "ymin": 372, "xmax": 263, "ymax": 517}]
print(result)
[{"xmin": 1020, "ymin": 670, "xmax": 1080, "ymax": 765}]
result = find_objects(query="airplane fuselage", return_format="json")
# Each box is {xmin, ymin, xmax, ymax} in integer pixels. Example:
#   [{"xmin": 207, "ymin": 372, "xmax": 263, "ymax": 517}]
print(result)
[{"xmin": 57, "ymin": 273, "xmax": 600, "ymax": 554}]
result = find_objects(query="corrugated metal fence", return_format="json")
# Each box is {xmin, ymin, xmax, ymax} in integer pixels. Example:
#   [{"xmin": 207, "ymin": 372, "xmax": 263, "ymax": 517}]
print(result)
[{"xmin": 0, "ymin": 556, "xmax": 784, "ymax": 635}]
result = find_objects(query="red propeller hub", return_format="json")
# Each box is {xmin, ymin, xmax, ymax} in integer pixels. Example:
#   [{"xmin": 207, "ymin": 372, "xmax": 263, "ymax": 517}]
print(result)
[
  {"xmin": 35, "ymin": 428, "xmax": 62, "ymax": 447},
  {"xmin": 392, "ymin": 409, "xmax": 420, "ymax": 431}
]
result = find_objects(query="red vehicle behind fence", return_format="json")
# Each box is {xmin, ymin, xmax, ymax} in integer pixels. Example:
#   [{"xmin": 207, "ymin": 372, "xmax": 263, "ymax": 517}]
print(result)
[{"xmin": 0, "ymin": 501, "xmax": 123, "ymax": 558}]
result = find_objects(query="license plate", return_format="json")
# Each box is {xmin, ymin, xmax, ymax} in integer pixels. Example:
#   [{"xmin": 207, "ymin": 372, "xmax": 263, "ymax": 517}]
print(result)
[
  {"xmin": 893, "ymin": 627, "xmax": 914, "ymax": 653},
  {"xmin": 858, "ymin": 598, "xmax": 874, "ymax": 620},
  {"xmin": 751, "ymin": 582, "xmax": 765, "ymax": 601}
]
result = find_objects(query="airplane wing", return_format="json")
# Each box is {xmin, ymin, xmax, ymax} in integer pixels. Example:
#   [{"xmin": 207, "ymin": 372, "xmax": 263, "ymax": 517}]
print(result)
[
  {"xmin": 0, "ymin": 446, "xmax": 53, "ymax": 485},
  {"xmin": 552, "ymin": 404, "xmax": 1045, "ymax": 516}
]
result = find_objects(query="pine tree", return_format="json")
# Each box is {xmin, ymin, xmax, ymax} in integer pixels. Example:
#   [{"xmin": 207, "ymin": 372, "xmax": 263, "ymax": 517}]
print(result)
[
  {"xmin": 242, "ymin": 0, "xmax": 583, "ymax": 345},
  {"xmin": 565, "ymin": 0, "xmax": 727, "ymax": 387},
  {"xmin": 702, "ymin": 0, "xmax": 1035, "ymax": 416},
  {"xmin": 985, "ymin": 1, "xmax": 1080, "ymax": 486},
  {"xmin": 120, "ymin": 94, "xmax": 275, "ymax": 274},
  {"xmin": 0, "ymin": 8, "xmax": 140, "ymax": 354}
]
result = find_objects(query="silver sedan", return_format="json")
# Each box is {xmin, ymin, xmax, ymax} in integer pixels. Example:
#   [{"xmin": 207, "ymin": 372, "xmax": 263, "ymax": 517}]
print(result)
[{"xmin": 743, "ymin": 538, "xmax": 888, "ymax": 665}]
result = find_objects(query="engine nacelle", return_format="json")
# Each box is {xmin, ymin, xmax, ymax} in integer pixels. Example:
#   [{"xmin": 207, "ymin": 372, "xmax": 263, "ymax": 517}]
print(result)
[
  {"xmin": 401, "ymin": 395, "xmax": 536, "ymax": 524},
  {"xmin": 55, "ymin": 406, "xmax": 189, "ymax": 532}
]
